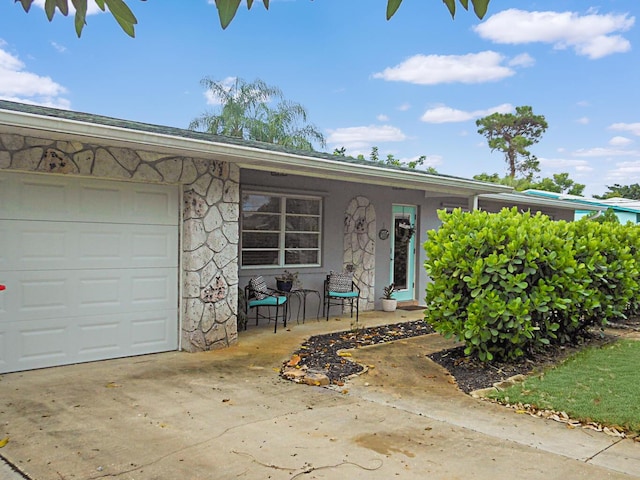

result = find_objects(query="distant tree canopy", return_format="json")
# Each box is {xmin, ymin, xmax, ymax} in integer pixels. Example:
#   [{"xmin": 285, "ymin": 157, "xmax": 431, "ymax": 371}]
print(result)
[
  {"xmin": 583, "ymin": 208, "xmax": 620, "ymax": 224},
  {"xmin": 334, "ymin": 146, "xmax": 437, "ymax": 173},
  {"xmin": 474, "ymin": 172, "xmax": 585, "ymax": 196},
  {"xmin": 476, "ymin": 106, "xmax": 548, "ymax": 179},
  {"xmin": 189, "ymin": 77, "xmax": 325, "ymax": 151},
  {"xmin": 595, "ymin": 184, "xmax": 640, "ymax": 200},
  {"xmin": 15, "ymin": 0, "xmax": 491, "ymax": 36}
]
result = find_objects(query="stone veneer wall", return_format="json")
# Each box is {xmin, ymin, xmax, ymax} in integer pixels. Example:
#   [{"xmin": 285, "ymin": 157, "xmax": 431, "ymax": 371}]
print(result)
[
  {"xmin": 0, "ymin": 133, "xmax": 239, "ymax": 352},
  {"xmin": 343, "ymin": 196, "xmax": 375, "ymax": 311}
]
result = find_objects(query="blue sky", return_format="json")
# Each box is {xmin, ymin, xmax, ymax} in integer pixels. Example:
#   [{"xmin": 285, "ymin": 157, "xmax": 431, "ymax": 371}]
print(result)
[{"xmin": 0, "ymin": 0, "xmax": 638, "ymax": 197}]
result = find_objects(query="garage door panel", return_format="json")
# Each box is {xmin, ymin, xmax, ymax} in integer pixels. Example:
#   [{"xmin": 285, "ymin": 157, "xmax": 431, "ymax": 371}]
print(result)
[
  {"xmin": 130, "ymin": 311, "xmax": 177, "ymax": 351},
  {"xmin": 18, "ymin": 275, "xmax": 72, "ymax": 318},
  {"xmin": 131, "ymin": 189, "xmax": 175, "ymax": 223},
  {"xmin": 130, "ymin": 271, "xmax": 175, "ymax": 308},
  {"xmin": 78, "ymin": 184, "xmax": 125, "ymax": 219},
  {"xmin": 14, "ymin": 318, "xmax": 71, "ymax": 368},
  {"xmin": 21, "ymin": 179, "xmax": 74, "ymax": 219},
  {"xmin": 0, "ymin": 329, "xmax": 8, "ymax": 370},
  {"xmin": 76, "ymin": 316, "xmax": 126, "ymax": 358}
]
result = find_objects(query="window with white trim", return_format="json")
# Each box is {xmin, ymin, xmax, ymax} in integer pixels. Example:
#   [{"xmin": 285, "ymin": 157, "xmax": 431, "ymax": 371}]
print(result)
[{"xmin": 241, "ymin": 191, "xmax": 322, "ymax": 267}]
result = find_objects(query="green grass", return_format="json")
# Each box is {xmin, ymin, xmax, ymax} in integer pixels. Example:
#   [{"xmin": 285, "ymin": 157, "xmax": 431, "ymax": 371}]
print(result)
[{"xmin": 489, "ymin": 339, "xmax": 640, "ymax": 434}]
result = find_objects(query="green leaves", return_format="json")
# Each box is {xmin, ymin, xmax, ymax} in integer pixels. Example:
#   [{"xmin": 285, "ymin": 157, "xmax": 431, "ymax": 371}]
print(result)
[
  {"xmin": 103, "ymin": 0, "xmax": 138, "ymax": 37},
  {"xmin": 386, "ymin": 0, "xmax": 402, "ymax": 20},
  {"xmin": 19, "ymin": 0, "xmax": 491, "ymax": 35},
  {"xmin": 424, "ymin": 207, "xmax": 640, "ymax": 364},
  {"xmin": 16, "ymin": 0, "xmax": 140, "ymax": 37},
  {"xmin": 215, "ymin": 0, "xmax": 269, "ymax": 29},
  {"xmin": 442, "ymin": 0, "xmax": 490, "ymax": 19}
]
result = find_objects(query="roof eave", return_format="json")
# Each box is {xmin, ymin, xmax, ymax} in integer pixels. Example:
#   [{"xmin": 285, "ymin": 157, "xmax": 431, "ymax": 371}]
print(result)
[{"xmin": 0, "ymin": 106, "xmax": 512, "ymax": 196}]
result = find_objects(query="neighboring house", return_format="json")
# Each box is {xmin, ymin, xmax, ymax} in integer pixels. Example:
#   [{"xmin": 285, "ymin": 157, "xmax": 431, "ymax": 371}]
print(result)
[
  {"xmin": 0, "ymin": 100, "xmax": 582, "ymax": 374},
  {"xmin": 524, "ymin": 189, "xmax": 635, "ymax": 223}
]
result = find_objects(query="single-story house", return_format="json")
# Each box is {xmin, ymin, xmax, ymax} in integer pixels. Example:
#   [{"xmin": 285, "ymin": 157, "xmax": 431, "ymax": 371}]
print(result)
[
  {"xmin": 524, "ymin": 189, "xmax": 637, "ymax": 223},
  {"xmin": 0, "ymin": 100, "xmax": 583, "ymax": 374}
]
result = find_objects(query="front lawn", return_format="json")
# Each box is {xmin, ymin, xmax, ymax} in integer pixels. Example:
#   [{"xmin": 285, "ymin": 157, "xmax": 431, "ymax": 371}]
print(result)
[{"xmin": 488, "ymin": 339, "xmax": 640, "ymax": 435}]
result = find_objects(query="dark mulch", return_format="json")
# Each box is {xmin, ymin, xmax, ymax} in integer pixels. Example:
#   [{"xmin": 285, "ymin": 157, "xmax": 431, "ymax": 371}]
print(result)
[
  {"xmin": 429, "ymin": 344, "xmax": 576, "ymax": 394},
  {"xmin": 282, "ymin": 320, "xmax": 434, "ymax": 383},
  {"xmin": 430, "ymin": 319, "xmax": 640, "ymax": 394},
  {"xmin": 281, "ymin": 317, "xmax": 640, "ymax": 392}
]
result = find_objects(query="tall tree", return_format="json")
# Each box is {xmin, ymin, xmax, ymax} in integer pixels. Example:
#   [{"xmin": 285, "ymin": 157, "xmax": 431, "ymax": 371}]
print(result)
[
  {"xmin": 189, "ymin": 77, "xmax": 325, "ymax": 151},
  {"xmin": 594, "ymin": 184, "xmax": 640, "ymax": 200},
  {"xmin": 476, "ymin": 106, "xmax": 548, "ymax": 179},
  {"xmin": 14, "ymin": 0, "xmax": 491, "ymax": 37}
]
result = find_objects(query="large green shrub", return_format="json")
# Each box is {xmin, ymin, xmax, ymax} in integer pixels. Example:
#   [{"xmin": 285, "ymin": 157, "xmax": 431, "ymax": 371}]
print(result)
[
  {"xmin": 572, "ymin": 220, "xmax": 639, "ymax": 326},
  {"xmin": 423, "ymin": 208, "xmax": 640, "ymax": 362}
]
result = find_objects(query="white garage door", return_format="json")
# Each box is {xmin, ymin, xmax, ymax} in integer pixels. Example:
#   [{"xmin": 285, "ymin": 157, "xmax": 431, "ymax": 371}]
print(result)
[{"xmin": 0, "ymin": 172, "xmax": 179, "ymax": 373}]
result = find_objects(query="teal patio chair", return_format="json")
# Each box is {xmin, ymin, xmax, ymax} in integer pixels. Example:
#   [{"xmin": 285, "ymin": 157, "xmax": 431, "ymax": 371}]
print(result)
[
  {"xmin": 323, "ymin": 272, "xmax": 360, "ymax": 323},
  {"xmin": 244, "ymin": 276, "xmax": 288, "ymax": 333}
]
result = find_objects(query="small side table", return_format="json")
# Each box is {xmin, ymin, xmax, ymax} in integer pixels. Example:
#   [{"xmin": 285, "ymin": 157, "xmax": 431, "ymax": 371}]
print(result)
[
  {"xmin": 291, "ymin": 288, "xmax": 321, "ymax": 323},
  {"xmin": 276, "ymin": 288, "xmax": 321, "ymax": 323}
]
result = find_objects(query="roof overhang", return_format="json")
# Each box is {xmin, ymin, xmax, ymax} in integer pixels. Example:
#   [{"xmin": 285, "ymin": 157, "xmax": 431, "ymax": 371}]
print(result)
[
  {"xmin": 479, "ymin": 192, "xmax": 605, "ymax": 211},
  {"xmin": 0, "ymin": 102, "xmax": 512, "ymax": 197}
]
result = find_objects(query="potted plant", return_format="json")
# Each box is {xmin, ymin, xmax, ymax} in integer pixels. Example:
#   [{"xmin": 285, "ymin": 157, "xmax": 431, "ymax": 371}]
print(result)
[
  {"xmin": 381, "ymin": 283, "xmax": 397, "ymax": 312},
  {"xmin": 275, "ymin": 270, "xmax": 299, "ymax": 292}
]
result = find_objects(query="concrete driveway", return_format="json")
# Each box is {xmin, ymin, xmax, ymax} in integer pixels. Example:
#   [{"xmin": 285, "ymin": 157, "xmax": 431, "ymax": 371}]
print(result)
[{"xmin": 1, "ymin": 310, "xmax": 639, "ymax": 479}]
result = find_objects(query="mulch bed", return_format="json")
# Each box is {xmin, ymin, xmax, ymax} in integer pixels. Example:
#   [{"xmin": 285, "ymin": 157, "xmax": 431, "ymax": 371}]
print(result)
[
  {"xmin": 282, "ymin": 320, "xmax": 434, "ymax": 383},
  {"xmin": 281, "ymin": 318, "xmax": 640, "ymax": 392}
]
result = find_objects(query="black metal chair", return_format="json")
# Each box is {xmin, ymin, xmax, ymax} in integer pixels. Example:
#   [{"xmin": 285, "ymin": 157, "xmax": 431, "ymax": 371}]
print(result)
[
  {"xmin": 323, "ymin": 272, "xmax": 360, "ymax": 323},
  {"xmin": 244, "ymin": 276, "xmax": 287, "ymax": 333}
]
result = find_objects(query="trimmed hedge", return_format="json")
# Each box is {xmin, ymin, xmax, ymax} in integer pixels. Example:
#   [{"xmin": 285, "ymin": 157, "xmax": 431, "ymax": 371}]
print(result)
[{"xmin": 423, "ymin": 208, "xmax": 640, "ymax": 362}]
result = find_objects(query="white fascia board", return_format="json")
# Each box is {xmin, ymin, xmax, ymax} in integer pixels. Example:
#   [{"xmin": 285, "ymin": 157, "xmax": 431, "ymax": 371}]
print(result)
[
  {"xmin": 0, "ymin": 108, "xmax": 512, "ymax": 196},
  {"xmin": 480, "ymin": 193, "xmax": 605, "ymax": 211}
]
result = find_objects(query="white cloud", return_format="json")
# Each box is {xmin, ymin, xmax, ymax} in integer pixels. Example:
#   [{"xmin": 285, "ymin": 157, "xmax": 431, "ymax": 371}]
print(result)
[
  {"xmin": 474, "ymin": 9, "xmax": 634, "ymax": 59},
  {"xmin": 326, "ymin": 125, "xmax": 407, "ymax": 150},
  {"xmin": 609, "ymin": 122, "xmax": 640, "ymax": 136},
  {"xmin": 538, "ymin": 157, "xmax": 594, "ymax": 172},
  {"xmin": 576, "ymin": 100, "xmax": 590, "ymax": 107},
  {"xmin": 606, "ymin": 161, "xmax": 640, "ymax": 181},
  {"xmin": 508, "ymin": 53, "xmax": 535, "ymax": 67},
  {"xmin": 373, "ymin": 51, "xmax": 515, "ymax": 85},
  {"xmin": 572, "ymin": 147, "xmax": 640, "ymax": 158},
  {"xmin": 609, "ymin": 136, "xmax": 632, "ymax": 147},
  {"xmin": 397, "ymin": 103, "xmax": 411, "ymax": 112},
  {"xmin": 0, "ymin": 44, "xmax": 69, "ymax": 108},
  {"xmin": 51, "ymin": 42, "xmax": 67, "ymax": 53},
  {"xmin": 420, "ymin": 103, "xmax": 513, "ymax": 124},
  {"xmin": 576, "ymin": 117, "xmax": 589, "ymax": 125},
  {"xmin": 376, "ymin": 114, "xmax": 389, "ymax": 122}
]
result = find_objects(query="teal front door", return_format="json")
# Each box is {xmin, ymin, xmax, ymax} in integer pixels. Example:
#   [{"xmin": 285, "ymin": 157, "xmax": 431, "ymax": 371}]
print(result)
[{"xmin": 390, "ymin": 205, "xmax": 416, "ymax": 302}]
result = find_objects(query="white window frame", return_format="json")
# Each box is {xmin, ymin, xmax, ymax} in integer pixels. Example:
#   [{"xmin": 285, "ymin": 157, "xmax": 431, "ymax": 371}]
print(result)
[{"xmin": 241, "ymin": 190, "xmax": 322, "ymax": 268}]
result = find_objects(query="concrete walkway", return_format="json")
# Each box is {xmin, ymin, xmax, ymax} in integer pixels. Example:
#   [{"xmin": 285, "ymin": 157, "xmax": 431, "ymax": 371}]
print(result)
[{"xmin": 0, "ymin": 310, "xmax": 638, "ymax": 479}]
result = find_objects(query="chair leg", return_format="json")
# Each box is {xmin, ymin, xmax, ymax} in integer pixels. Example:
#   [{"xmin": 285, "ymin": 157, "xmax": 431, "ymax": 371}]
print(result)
[
  {"xmin": 283, "ymin": 301, "xmax": 287, "ymax": 329},
  {"xmin": 355, "ymin": 297, "xmax": 359, "ymax": 324},
  {"xmin": 274, "ymin": 304, "xmax": 278, "ymax": 333}
]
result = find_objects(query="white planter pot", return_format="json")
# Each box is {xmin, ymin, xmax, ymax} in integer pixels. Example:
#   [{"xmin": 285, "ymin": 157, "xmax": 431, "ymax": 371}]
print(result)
[{"xmin": 381, "ymin": 299, "xmax": 397, "ymax": 312}]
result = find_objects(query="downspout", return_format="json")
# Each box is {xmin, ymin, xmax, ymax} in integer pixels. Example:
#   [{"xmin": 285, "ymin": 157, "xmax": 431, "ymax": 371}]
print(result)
[
  {"xmin": 470, "ymin": 195, "xmax": 479, "ymax": 211},
  {"xmin": 178, "ymin": 183, "xmax": 184, "ymax": 352}
]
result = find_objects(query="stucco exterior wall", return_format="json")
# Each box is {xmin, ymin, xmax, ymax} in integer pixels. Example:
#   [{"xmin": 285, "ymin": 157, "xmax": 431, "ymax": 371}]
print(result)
[
  {"xmin": 0, "ymin": 132, "xmax": 240, "ymax": 352},
  {"xmin": 239, "ymin": 169, "xmax": 452, "ymax": 311}
]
